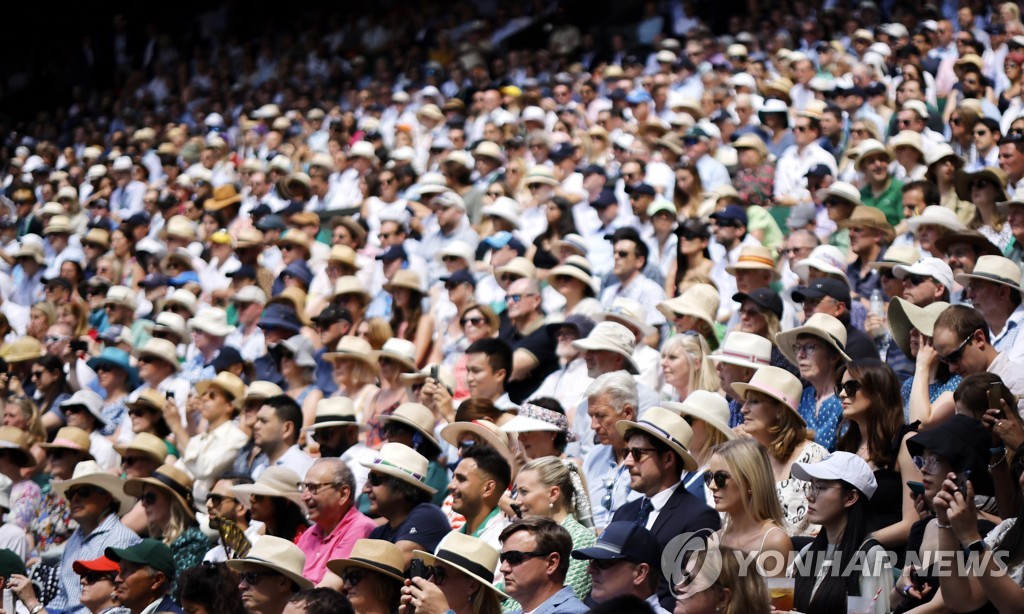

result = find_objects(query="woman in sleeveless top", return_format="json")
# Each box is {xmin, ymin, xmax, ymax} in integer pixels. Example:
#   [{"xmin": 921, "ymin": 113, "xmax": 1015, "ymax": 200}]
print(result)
[{"xmin": 705, "ymin": 438, "xmax": 791, "ymax": 577}]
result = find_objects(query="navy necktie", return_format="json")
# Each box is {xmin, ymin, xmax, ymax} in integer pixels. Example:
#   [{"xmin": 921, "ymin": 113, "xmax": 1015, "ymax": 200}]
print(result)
[{"xmin": 636, "ymin": 497, "xmax": 653, "ymax": 527}]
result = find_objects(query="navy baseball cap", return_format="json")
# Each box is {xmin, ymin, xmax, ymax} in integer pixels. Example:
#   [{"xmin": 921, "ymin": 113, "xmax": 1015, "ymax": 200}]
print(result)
[
  {"xmin": 591, "ymin": 188, "xmax": 618, "ymax": 209},
  {"xmin": 733, "ymin": 288, "xmax": 784, "ymax": 319},
  {"xmin": 376, "ymin": 244, "xmax": 408, "ymax": 262},
  {"xmin": 580, "ymin": 164, "xmax": 606, "ymax": 177},
  {"xmin": 312, "ymin": 305, "xmax": 352, "ymax": 326},
  {"xmin": 256, "ymin": 214, "xmax": 286, "ymax": 231},
  {"xmin": 571, "ymin": 521, "xmax": 661, "ymax": 566},
  {"xmin": 805, "ymin": 164, "xmax": 834, "ymax": 178},
  {"xmin": 258, "ymin": 303, "xmax": 302, "ymax": 334},
  {"xmin": 549, "ymin": 143, "xmax": 577, "ymax": 163},
  {"xmin": 625, "ymin": 183, "xmax": 656, "ymax": 197},
  {"xmin": 710, "ymin": 205, "xmax": 748, "ymax": 226},
  {"xmin": 212, "ymin": 346, "xmax": 245, "ymax": 371},
  {"xmin": 546, "ymin": 314, "xmax": 596, "ymax": 341},
  {"xmin": 227, "ymin": 265, "xmax": 257, "ymax": 280},
  {"xmin": 441, "ymin": 269, "xmax": 477, "ymax": 287},
  {"xmin": 792, "ymin": 278, "xmax": 851, "ymax": 308}
]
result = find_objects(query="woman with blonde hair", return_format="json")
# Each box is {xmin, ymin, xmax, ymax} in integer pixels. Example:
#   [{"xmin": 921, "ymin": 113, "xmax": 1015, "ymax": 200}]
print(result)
[
  {"xmin": 512, "ymin": 456, "xmax": 596, "ymax": 600},
  {"xmin": 27, "ymin": 302, "xmax": 56, "ymax": 343},
  {"xmin": 672, "ymin": 544, "xmax": 771, "ymax": 614},
  {"xmin": 660, "ymin": 333, "xmax": 720, "ymax": 403},
  {"xmin": 326, "ymin": 336, "xmax": 380, "ymax": 428},
  {"xmin": 733, "ymin": 366, "xmax": 828, "ymax": 535},
  {"xmin": 56, "ymin": 301, "xmax": 89, "ymax": 337},
  {"xmin": 3, "ymin": 396, "xmax": 47, "ymax": 470},
  {"xmin": 450, "ymin": 304, "xmax": 499, "ymax": 400}
]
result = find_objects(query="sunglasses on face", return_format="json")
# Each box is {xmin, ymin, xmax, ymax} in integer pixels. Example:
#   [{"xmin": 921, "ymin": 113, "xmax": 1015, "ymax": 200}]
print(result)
[
  {"xmin": 67, "ymin": 485, "xmax": 100, "ymax": 500},
  {"xmin": 906, "ymin": 274, "xmax": 933, "ymax": 287},
  {"xmin": 122, "ymin": 456, "xmax": 148, "ymax": 467},
  {"xmin": 938, "ymin": 335, "xmax": 973, "ymax": 365},
  {"xmin": 367, "ymin": 472, "xmax": 386, "ymax": 487},
  {"xmin": 240, "ymin": 570, "xmax": 280, "ymax": 585},
  {"xmin": 703, "ymin": 470, "xmax": 731, "ymax": 489},
  {"xmin": 128, "ymin": 407, "xmax": 155, "ymax": 419},
  {"xmin": 341, "ymin": 569, "xmax": 365, "ymax": 586},
  {"xmin": 626, "ymin": 446, "xmax": 659, "ymax": 463},
  {"xmin": 499, "ymin": 550, "xmax": 548, "ymax": 566},
  {"xmin": 139, "ymin": 492, "xmax": 160, "ymax": 505},
  {"xmin": 835, "ymin": 379, "xmax": 862, "ymax": 398},
  {"xmin": 880, "ymin": 269, "xmax": 897, "ymax": 280}
]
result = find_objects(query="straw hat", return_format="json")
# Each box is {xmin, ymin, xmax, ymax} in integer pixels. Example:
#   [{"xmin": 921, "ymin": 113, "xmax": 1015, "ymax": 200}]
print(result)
[
  {"xmin": 412, "ymin": 533, "xmax": 508, "ymax": 599},
  {"xmin": 124, "ymin": 464, "xmax": 196, "ymax": 519},
  {"xmin": 83, "ymin": 228, "xmax": 111, "ymax": 250},
  {"xmin": 905, "ymin": 205, "xmax": 968, "ymax": 233},
  {"xmin": 662, "ymin": 391, "xmax": 736, "ymax": 442},
  {"xmin": 359, "ymin": 442, "xmax": 437, "ymax": 493},
  {"xmin": 793, "ymin": 245, "xmax": 849, "ymax": 282},
  {"xmin": 473, "ymin": 141, "xmax": 505, "ymax": 163},
  {"xmin": 306, "ymin": 397, "xmax": 369, "ymax": 432},
  {"xmin": 435, "ymin": 241, "xmax": 476, "ymax": 264},
  {"xmin": 867, "ymin": 245, "xmax": 920, "ymax": 271},
  {"xmin": 232, "ymin": 466, "xmax": 305, "ymax": 510},
  {"xmin": 548, "ymin": 256, "xmax": 597, "ymax": 296},
  {"xmin": 104, "ymin": 285, "xmax": 137, "ymax": 310},
  {"xmin": 615, "ymin": 407, "xmax": 698, "ymax": 471},
  {"xmin": 924, "ymin": 143, "xmax": 964, "ymax": 169},
  {"xmin": 656, "ymin": 283, "xmax": 720, "ymax": 331},
  {"xmin": 144, "ymin": 312, "xmax": 191, "ymax": 344},
  {"xmin": 372, "ymin": 338, "xmax": 418, "ymax": 372},
  {"xmin": 326, "ymin": 539, "xmax": 405, "ymax": 582},
  {"xmin": 383, "ymin": 269, "xmax": 424, "ymax": 294},
  {"xmin": 854, "ymin": 139, "xmax": 893, "ymax": 171},
  {"xmin": 44, "ymin": 215, "xmax": 74, "ymax": 235},
  {"xmin": 934, "ymin": 231, "xmax": 1002, "ymax": 258},
  {"xmin": 594, "ymin": 297, "xmax": 656, "ymax": 338},
  {"xmin": 236, "ymin": 227, "xmax": 265, "ymax": 249},
  {"xmin": 889, "ymin": 130, "xmax": 925, "ymax": 157},
  {"xmin": 324, "ymin": 336, "xmax": 379, "ymax": 372},
  {"xmin": 732, "ymin": 134, "xmax": 769, "ymax": 158},
  {"xmin": 441, "ymin": 420, "xmax": 516, "ymax": 469},
  {"xmin": 327, "ymin": 244, "xmax": 359, "ymax": 269},
  {"xmin": 135, "ymin": 338, "xmax": 181, "ymax": 372},
  {"xmin": 494, "ymin": 256, "xmax": 537, "ymax": 280},
  {"xmin": 246, "ymin": 381, "xmax": 285, "ymax": 403},
  {"xmin": 38, "ymin": 426, "xmax": 93, "ymax": 459},
  {"xmin": 277, "ymin": 229, "xmax": 311, "ymax": 253},
  {"xmin": 163, "ymin": 215, "xmax": 197, "ymax": 242},
  {"xmin": 52, "ymin": 460, "xmax": 135, "ymax": 515},
  {"xmin": 954, "ymin": 255, "xmax": 1022, "ymax": 293},
  {"xmin": 12, "ymin": 242, "xmax": 45, "ymax": 265},
  {"xmin": 112, "ymin": 433, "xmax": 169, "ymax": 466},
  {"xmin": 707, "ymin": 331, "xmax": 772, "ymax": 370},
  {"xmin": 887, "ymin": 298, "xmax": 952, "ymax": 360},
  {"xmin": 726, "ymin": 245, "xmax": 778, "ymax": 278},
  {"xmin": 60, "ymin": 390, "xmax": 106, "ymax": 427},
  {"xmin": 571, "ymin": 321, "xmax": 640, "ymax": 374},
  {"xmin": 481, "ymin": 197, "xmax": 522, "ymax": 229},
  {"xmin": 524, "ymin": 166, "xmax": 560, "ymax": 187},
  {"xmin": 816, "ymin": 181, "xmax": 864, "ymax": 208},
  {"xmin": 189, "ymin": 307, "xmax": 236, "ymax": 337},
  {"xmin": 954, "ymin": 167, "xmax": 1009, "ymax": 202},
  {"xmin": 0, "ymin": 337, "xmax": 45, "ymax": 364},
  {"xmin": 226, "ymin": 535, "xmax": 313, "ymax": 590},
  {"xmin": 837, "ymin": 206, "xmax": 895, "ymax": 243},
  {"xmin": 378, "ymin": 403, "xmax": 441, "ymax": 447},
  {"xmin": 731, "ymin": 366, "xmax": 804, "ymax": 416},
  {"xmin": 164, "ymin": 289, "xmax": 198, "ymax": 316},
  {"xmin": 332, "ymin": 276, "xmax": 372, "ymax": 304},
  {"xmin": 196, "ymin": 372, "xmax": 247, "ymax": 409},
  {"xmin": 126, "ymin": 389, "xmax": 168, "ymax": 415},
  {"xmin": 204, "ymin": 185, "xmax": 242, "ymax": 211},
  {"xmin": 776, "ymin": 312, "xmax": 852, "ymax": 366}
]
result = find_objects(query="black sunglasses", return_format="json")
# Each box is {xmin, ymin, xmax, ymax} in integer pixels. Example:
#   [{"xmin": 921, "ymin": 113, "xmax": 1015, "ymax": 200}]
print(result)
[
  {"xmin": 938, "ymin": 335, "xmax": 973, "ymax": 365},
  {"xmin": 67, "ymin": 485, "xmax": 100, "ymax": 500},
  {"xmin": 499, "ymin": 550, "xmax": 548, "ymax": 565},
  {"xmin": 703, "ymin": 470, "xmax": 731, "ymax": 489},
  {"xmin": 835, "ymin": 380, "xmax": 862, "ymax": 398},
  {"xmin": 367, "ymin": 472, "xmax": 386, "ymax": 487},
  {"xmin": 82, "ymin": 572, "xmax": 116, "ymax": 585},
  {"xmin": 906, "ymin": 274, "xmax": 932, "ymax": 287}
]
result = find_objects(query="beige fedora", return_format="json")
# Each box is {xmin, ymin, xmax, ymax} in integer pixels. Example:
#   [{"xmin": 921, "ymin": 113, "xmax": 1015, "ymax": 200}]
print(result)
[
  {"xmin": 441, "ymin": 419, "xmax": 515, "ymax": 469},
  {"xmin": 332, "ymin": 276, "xmax": 372, "ymax": 304},
  {"xmin": 663, "ymin": 390, "xmax": 736, "ymax": 442},
  {"xmin": 189, "ymin": 307, "xmax": 236, "ymax": 337},
  {"xmin": 435, "ymin": 241, "xmax": 476, "ymax": 264},
  {"xmin": 707, "ymin": 331, "xmax": 772, "ymax": 370},
  {"xmin": 359, "ymin": 442, "xmax": 437, "ymax": 493},
  {"xmin": 0, "ymin": 427, "xmax": 35, "ymax": 468},
  {"xmin": 776, "ymin": 312, "xmax": 852, "ymax": 366},
  {"xmin": 887, "ymin": 297, "xmax": 952, "ymax": 360},
  {"xmin": 378, "ymin": 403, "xmax": 441, "ymax": 448},
  {"xmin": 656, "ymin": 283, "xmax": 720, "ymax": 331},
  {"xmin": 731, "ymin": 366, "xmax": 804, "ymax": 417},
  {"xmin": 494, "ymin": 256, "xmax": 537, "ymax": 280},
  {"xmin": 12, "ymin": 242, "xmax": 44, "ymax": 265},
  {"xmin": 324, "ymin": 336, "xmax": 379, "ymax": 372},
  {"xmin": 164, "ymin": 288, "xmax": 198, "ymax": 316},
  {"xmin": 232, "ymin": 466, "xmax": 305, "ymax": 510},
  {"xmin": 726, "ymin": 245, "xmax": 778, "ymax": 278},
  {"xmin": 0, "ymin": 338, "xmax": 46, "ymax": 364},
  {"xmin": 126, "ymin": 389, "xmax": 167, "ymax": 414},
  {"xmin": 594, "ymin": 297, "xmax": 656, "ymax": 338},
  {"xmin": 838, "ymin": 206, "xmax": 895, "ymax": 243},
  {"xmin": 53, "ymin": 460, "xmax": 135, "ymax": 516},
  {"xmin": 196, "ymin": 372, "xmax": 247, "ymax": 409},
  {"xmin": 246, "ymin": 381, "xmax": 285, "ymax": 403},
  {"xmin": 571, "ymin": 321, "xmax": 639, "ymax": 374},
  {"xmin": 226, "ymin": 535, "xmax": 313, "ymax": 590},
  {"xmin": 473, "ymin": 141, "xmax": 505, "ymax": 163},
  {"xmin": 732, "ymin": 134, "xmax": 769, "ymax": 158},
  {"xmin": 83, "ymin": 228, "xmax": 111, "ymax": 250},
  {"xmin": 889, "ymin": 130, "xmax": 925, "ymax": 157},
  {"xmin": 204, "ymin": 184, "xmax": 243, "ymax": 212},
  {"xmin": 326, "ymin": 539, "xmax": 405, "ymax": 582},
  {"xmin": 524, "ymin": 166, "xmax": 560, "ymax": 187},
  {"xmin": 549, "ymin": 256, "xmax": 597, "ymax": 297},
  {"xmin": 867, "ymin": 245, "xmax": 920, "ymax": 271},
  {"xmin": 383, "ymin": 269, "xmax": 424, "ymax": 294},
  {"xmin": 954, "ymin": 167, "xmax": 1009, "ymax": 202},
  {"xmin": 327, "ymin": 244, "xmax": 360, "ymax": 269},
  {"xmin": 144, "ymin": 312, "xmax": 191, "ymax": 344},
  {"xmin": 412, "ymin": 532, "xmax": 508, "ymax": 599},
  {"xmin": 113, "ymin": 432, "xmax": 169, "ymax": 466},
  {"xmin": 163, "ymin": 215, "xmax": 197, "ymax": 242},
  {"xmin": 307, "ymin": 397, "xmax": 369, "ymax": 432},
  {"xmin": 104, "ymin": 285, "xmax": 137, "ymax": 310},
  {"xmin": 44, "ymin": 215, "xmax": 74, "ymax": 235},
  {"xmin": 135, "ymin": 338, "xmax": 181, "ymax": 372},
  {"xmin": 124, "ymin": 464, "xmax": 196, "ymax": 519},
  {"xmin": 39, "ymin": 426, "xmax": 94, "ymax": 459},
  {"xmin": 615, "ymin": 406, "xmax": 698, "ymax": 471},
  {"xmin": 372, "ymin": 338, "xmax": 418, "ymax": 372},
  {"xmin": 853, "ymin": 139, "xmax": 893, "ymax": 171},
  {"xmin": 954, "ymin": 255, "xmax": 1023, "ymax": 292}
]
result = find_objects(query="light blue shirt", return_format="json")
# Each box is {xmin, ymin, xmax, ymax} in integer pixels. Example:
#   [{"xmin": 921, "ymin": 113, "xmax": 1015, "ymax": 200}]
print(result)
[{"xmin": 583, "ymin": 444, "xmax": 641, "ymax": 530}]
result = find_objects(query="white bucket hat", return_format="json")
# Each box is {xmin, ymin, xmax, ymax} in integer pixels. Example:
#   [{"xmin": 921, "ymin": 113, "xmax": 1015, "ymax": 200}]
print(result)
[{"xmin": 481, "ymin": 197, "xmax": 521, "ymax": 229}]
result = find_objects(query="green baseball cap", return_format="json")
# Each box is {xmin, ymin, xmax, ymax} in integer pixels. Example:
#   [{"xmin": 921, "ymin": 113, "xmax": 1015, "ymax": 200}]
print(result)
[
  {"xmin": 105, "ymin": 539, "xmax": 175, "ymax": 577},
  {"xmin": 0, "ymin": 549, "xmax": 26, "ymax": 579}
]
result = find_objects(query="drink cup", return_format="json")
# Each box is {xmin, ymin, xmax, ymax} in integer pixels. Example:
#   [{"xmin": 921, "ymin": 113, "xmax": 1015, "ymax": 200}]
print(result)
[{"xmin": 767, "ymin": 577, "xmax": 795, "ymax": 611}]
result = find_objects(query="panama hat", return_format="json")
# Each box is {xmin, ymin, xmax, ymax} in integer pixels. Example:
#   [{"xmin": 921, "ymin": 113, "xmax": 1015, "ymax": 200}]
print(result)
[
  {"xmin": 0, "ymin": 426, "xmax": 35, "ymax": 468},
  {"xmin": 324, "ymin": 336, "xmax": 379, "ymax": 373},
  {"xmin": 143, "ymin": 312, "xmax": 191, "ymax": 344},
  {"xmin": 359, "ymin": 442, "xmax": 437, "ymax": 493},
  {"xmin": 473, "ymin": 141, "xmax": 505, "ymax": 163},
  {"xmin": 39, "ymin": 426, "xmax": 93, "ymax": 459},
  {"xmin": 548, "ymin": 256, "xmax": 598, "ymax": 296},
  {"xmin": 616, "ymin": 406, "xmax": 698, "ymax": 471},
  {"xmin": 113, "ymin": 432, "xmax": 169, "ymax": 466},
  {"xmin": 327, "ymin": 244, "xmax": 360, "ymax": 270},
  {"xmin": 731, "ymin": 366, "xmax": 804, "ymax": 417},
  {"xmin": 246, "ymin": 381, "xmax": 285, "ymax": 403},
  {"xmin": 195, "ymin": 372, "xmax": 247, "ymax": 409},
  {"xmin": 954, "ymin": 167, "xmax": 1009, "ymax": 202},
  {"xmin": 53, "ymin": 460, "xmax": 134, "ymax": 515},
  {"xmin": 481, "ymin": 197, "xmax": 521, "ymax": 229},
  {"xmin": 412, "ymin": 532, "xmax": 508, "ymax": 599},
  {"xmin": 226, "ymin": 535, "xmax": 313, "ymax": 590},
  {"xmin": 906, "ymin": 205, "xmax": 968, "ymax": 234},
  {"xmin": 0, "ymin": 337, "xmax": 45, "ymax": 363},
  {"xmin": 889, "ymin": 130, "xmax": 925, "ymax": 157},
  {"xmin": 164, "ymin": 288, "xmax": 198, "ymax": 316},
  {"xmin": 663, "ymin": 391, "xmax": 736, "ymax": 442},
  {"xmin": 372, "ymin": 338, "xmax": 418, "ymax": 373},
  {"xmin": 126, "ymin": 389, "xmax": 168, "ymax": 416},
  {"xmin": 732, "ymin": 134, "xmax": 769, "ymax": 158},
  {"xmin": 524, "ymin": 166, "xmax": 560, "ymax": 187},
  {"xmin": 838, "ymin": 206, "xmax": 895, "ymax": 243},
  {"xmin": 232, "ymin": 466, "xmax": 305, "ymax": 510},
  {"xmin": 594, "ymin": 297, "xmax": 656, "ymax": 337},
  {"xmin": 189, "ymin": 307, "xmax": 236, "ymax": 337},
  {"xmin": 924, "ymin": 143, "xmax": 963, "ymax": 169},
  {"xmin": 867, "ymin": 245, "xmax": 920, "ymax": 271},
  {"xmin": 441, "ymin": 419, "xmax": 516, "ymax": 469},
  {"xmin": 103, "ymin": 285, "xmax": 137, "ymax": 311},
  {"xmin": 887, "ymin": 297, "xmax": 951, "ymax": 360},
  {"xmin": 726, "ymin": 245, "xmax": 778, "ymax": 279},
  {"xmin": 435, "ymin": 241, "xmax": 476, "ymax": 264},
  {"xmin": 326, "ymin": 539, "xmax": 405, "ymax": 582},
  {"xmin": 135, "ymin": 338, "xmax": 181, "ymax": 372},
  {"xmin": 500, "ymin": 402, "xmax": 577, "ymax": 442},
  {"xmin": 83, "ymin": 228, "xmax": 111, "ymax": 250},
  {"xmin": 162, "ymin": 215, "xmax": 197, "ymax": 242},
  {"xmin": 332, "ymin": 276, "xmax": 372, "ymax": 304},
  {"xmin": 12, "ymin": 242, "xmax": 45, "ymax": 265},
  {"xmin": 44, "ymin": 215, "xmax": 74, "ymax": 235},
  {"xmin": 854, "ymin": 139, "xmax": 893, "ymax": 171},
  {"xmin": 571, "ymin": 321, "xmax": 640, "ymax": 374},
  {"xmin": 383, "ymin": 269, "xmax": 424, "ymax": 294},
  {"xmin": 204, "ymin": 184, "xmax": 242, "ymax": 211},
  {"xmin": 954, "ymin": 255, "xmax": 1022, "ymax": 293},
  {"xmin": 377, "ymin": 403, "xmax": 440, "ymax": 448},
  {"xmin": 934, "ymin": 231, "xmax": 1001, "ymax": 258},
  {"xmin": 656, "ymin": 283, "xmax": 720, "ymax": 331},
  {"xmin": 124, "ymin": 464, "xmax": 196, "ymax": 520},
  {"xmin": 550, "ymin": 233, "xmax": 588, "ymax": 257},
  {"xmin": 707, "ymin": 331, "xmax": 772, "ymax": 370},
  {"xmin": 793, "ymin": 245, "xmax": 849, "ymax": 283},
  {"xmin": 494, "ymin": 256, "xmax": 537, "ymax": 280},
  {"xmin": 816, "ymin": 181, "xmax": 864, "ymax": 208},
  {"xmin": 306, "ymin": 397, "xmax": 369, "ymax": 432},
  {"xmin": 776, "ymin": 312, "xmax": 852, "ymax": 366}
]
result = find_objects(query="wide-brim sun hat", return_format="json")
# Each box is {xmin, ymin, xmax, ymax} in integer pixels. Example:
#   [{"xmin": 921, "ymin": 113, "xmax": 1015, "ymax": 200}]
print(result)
[
  {"xmin": 615, "ymin": 406, "xmax": 698, "ymax": 471},
  {"xmin": 232, "ymin": 466, "xmax": 306, "ymax": 511},
  {"xmin": 853, "ymin": 139, "xmax": 893, "ymax": 171},
  {"xmin": 359, "ymin": 442, "xmax": 437, "ymax": 494},
  {"xmin": 499, "ymin": 402, "xmax": 577, "ymax": 442},
  {"xmin": 134, "ymin": 338, "xmax": 181, "ymax": 372},
  {"xmin": 324, "ymin": 336, "xmax": 379, "ymax": 373},
  {"xmin": 195, "ymin": 371, "xmax": 247, "ymax": 409},
  {"xmin": 123, "ymin": 464, "xmax": 196, "ymax": 520},
  {"xmin": 815, "ymin": 181, "xmax": 864, "ymax": 208},
  {"xmin": 383, "ymin": 269, "xmax": 424, "ymax": 294},
  {"xmin": 332, "ymin": 276, "xmax": 373, "ymax": 303},
  {"xmin": 954, "ymin": 255, "xmax": 1023, "ymax": 294},
  {"xmin": 887, "ymin": 297, "xmax": 951, "ymax": 360},
  {"xmin": 53, "ymin": 460, "xmax": 134, "ymax": 516},
  {"xmin": 548, "ymin": 256, "xmax": 598, "ymax": 297},
  {"xmin": 707, "ymin": 331, "xmax": 773, "ymax": 370},
  {"xmin": 954, "ymin": 167, "xmax": 1009, "ymax": 202},
  {"xmin": 412, "ymin": 532, "xmax": 508, "ymax": 599},
  {"xmin": 867, "ymin": 245, "xmax": 921, "ymax": 271},
  {"xmin": 906, "ymin": 205, "xmax": 968, "ymax": 234},
  {"xmin": 571, "ymin": 321, "xmax": 640, "ymax": 374},
  {"xmin": 924, "ymin": 143, "xmax": 963, "ymax": 169},
  {"xmin": 441, "ymin": 420, "xmax": 516, "ymax": 469},
  {"xmin": 934, "ymin": 231, "xmax": 1002, "ymax": 258},
  {"xmin": 371, "ymin": 338, "xmax": 418, "ymax": 373},
  {"xmin": 112, "ymin": 432, "xmax": 168, "ymax": 466},
  {"xmin": 776, "ymin": 312, "xmax": 852, "ymax": 366},
  {"xmin": 326, "ymin": 538, "xmax": 406, "ymax": 582},
  {"xmin": 377, "ymin": 403, "xmax": 441, "ymax": 448},
  {"xmin": 656, "ymin": 283, "xmax": 720, "ymax": 331},
  {"xmin": 731, "ymin": 365, "xmax": 805, "ymax": 418},
  {"xmin": 837, "ymin": 206, "xmax": 895, "ymax": 244},
  {"xmin": 38, "ymin": 426, "xmax": 94, "ymax": 459},
  {"xmin": 662, "ymin": 390, "xmax": 737, "ymax": 442},
  {"xmin": 226, "ymin": 535, "xmax": 314, "ymax": 590}
]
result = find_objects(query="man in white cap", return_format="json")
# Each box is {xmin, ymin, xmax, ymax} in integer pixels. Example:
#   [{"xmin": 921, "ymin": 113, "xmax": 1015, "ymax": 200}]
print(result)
[
  {"xmin": 181, "ymin": 308, "xmax": 236, "ymax": 385},
  {"xmin": 894, "ymin": 256, "xmax": 954, "ymax": 307},
  {"xmin": 110, "ymin": 156, "xmax": 147, "ymax": 218},
  {"xmin": 419, "ymin": 192, "xmax": 480, "ymax": 284},
  {"xmin": 61, "ymin": 390, "xmax": 120, "ymax": 471}
]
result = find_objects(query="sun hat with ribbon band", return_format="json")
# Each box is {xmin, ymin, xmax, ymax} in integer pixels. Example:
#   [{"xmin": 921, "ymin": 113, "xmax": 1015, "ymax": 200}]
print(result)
[
  {"xmin": 326, "ymin": 539, "xmax": 406, "ymax": 582},
  {"xmin": 953, "ymin": 255, "xmax": 1023, "ymax": 293},
  {"xmin": 123, "ymin": 464, "xmax": 197, "ymax": 520},
  {"xmin": 378, "ymin": 403, "xmax": 441, "ymax": 448},
  {"xmin": 725, "ymin": 245, "xmax": 778, "ymax": 279},
  {"xmin": 867, "ymin": 245, "xmax": 921, "ymax": 271},
  {"xmin": 226, "ymin": 535, "xmax": 313, "ymax": 590},
  {"xmin": 306, "ymin": 397, "xmax": 369, "ymax": 433},
  {"xmin": 359, "ymin": 442, "xmax": 437, "ymax": 493},
  {"xmin": 731, "ymin": 366, "xmax": 804, "ymax": 418},
  {"xmin": 324, "ymin": 336, "xmax": 379, "ymax": 373},
  {"xmin": 775, "ymin": 312, "xmax": 852, "ymax": 366},
  {"xmin": 663, "ymin": 390, "xmax": 736, "ymax": 442},
  {"xmin": 412, "ymin": 532, "xmax": 508, "ymax": 599},
  {"xmin": 232, "ymin": 466, "xmax": 305, "ymax": 510},
  {"xmin": 500, "ymin": 403, "xmax": 578, "ymax": 441},
  {"xmin": 53, "ymin": 460, "xmax": 135, "ymax": 515},
  {"xmin": 615, "ymin": 406, "xmax": 698, "ymax": 472},
  {"xmin": 112, "ymin": 432, "xmax": 169, "ymax": 466},
  {"xmin": 441, "ymin": 420, "xmax": 516, "ymax": 470},
  {"xmin": 887, "ymin": 298, "xmax": 951, "ymax": 361},
  {"xmin": 707, "ymin": 331, "xmax": 772, "ymax": 370},
  {"xmin": 39, "ymin": 426, "xmax": 94, "ymax": 459}
]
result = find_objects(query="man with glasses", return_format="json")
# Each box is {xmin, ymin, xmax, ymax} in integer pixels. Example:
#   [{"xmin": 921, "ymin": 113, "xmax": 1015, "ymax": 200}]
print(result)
[
  {"xmin": 894, "ymin": 101, "xmax": 944, "ymax": 148},
  {"xmin": 933, "ymin": 305, "xmax": 1024, "ymax": 404},
  {"xmin": 774, "ymin": 114, "xmax": 837, "ymax": 207},
  {"xmin": 599, "ymin": 227, "xmax": 666, "ymax": 326},
  {"xmin": 204, "ymin": 476, "xmax": 260, "ymax": 563},
  {"xmin": 501, "ymin": 277, "xmax": 558, "ymax": 403},
  {"xmin": 105, "ymin": 540, "xmax": 180, "ymax": 614},
  {"xmin": 252, "ymin": 395, "xmax": 314, "ymax": 480},
  {"xmin": 572, "ymin": 521, "xmax": 668, "ymax": 614},
  {"xmin": 499, "ymin": 517, "xmax": 587, "ymax": 614},
  {"xmin": 894, "ymin": 256, "xmax": 954, "ymax": 307},
  {"xmin": 296, "ymin": 458, "xmax": 375, "ymax": 585}
]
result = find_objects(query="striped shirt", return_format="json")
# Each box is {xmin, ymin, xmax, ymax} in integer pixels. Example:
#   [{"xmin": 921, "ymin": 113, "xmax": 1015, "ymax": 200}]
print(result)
[{"xmin": 48, "ymin": 514, "xmax": 141, "ymax": 613}]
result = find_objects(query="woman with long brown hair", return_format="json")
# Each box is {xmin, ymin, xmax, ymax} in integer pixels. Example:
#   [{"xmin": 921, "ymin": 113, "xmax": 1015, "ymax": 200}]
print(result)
[
  {"xmin": 664, "ymin": 220, "xmax": 714, "ymax": 298},
  {"xmin": 385, "ymin": 269, "xmax": 433, "ymax": 367}
]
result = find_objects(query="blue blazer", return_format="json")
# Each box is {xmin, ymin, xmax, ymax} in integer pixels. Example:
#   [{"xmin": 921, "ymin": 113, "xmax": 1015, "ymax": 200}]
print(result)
[
  {"xmin": 612, "ymin": 483, "xmax": 721, "ymax": 611},
  {"xmin": 508, "ymin": 586, "xmax": 588, "ymax": 614}
]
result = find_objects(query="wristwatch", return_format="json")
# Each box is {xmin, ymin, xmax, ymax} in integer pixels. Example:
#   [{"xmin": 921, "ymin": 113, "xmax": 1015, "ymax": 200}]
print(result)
[{"xmin": 963, "ymin": 539, "xmax": 987, "ymax": 556}]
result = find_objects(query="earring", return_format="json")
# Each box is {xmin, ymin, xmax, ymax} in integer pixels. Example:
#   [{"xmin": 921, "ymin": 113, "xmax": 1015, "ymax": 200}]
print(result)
[{"xmin": 549, "ymin": 502, "xmax": 554, "ymax": 510}]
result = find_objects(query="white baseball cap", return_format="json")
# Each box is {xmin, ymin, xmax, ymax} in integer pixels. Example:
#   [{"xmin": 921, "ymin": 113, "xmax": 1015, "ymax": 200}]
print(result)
[
  {"xmin": 893, "ymin": 256, "xmax": 955, "ymax": 293},
  {"xmin": 791, "ymin": 451, "xmax": 877, "ymax": 499}
]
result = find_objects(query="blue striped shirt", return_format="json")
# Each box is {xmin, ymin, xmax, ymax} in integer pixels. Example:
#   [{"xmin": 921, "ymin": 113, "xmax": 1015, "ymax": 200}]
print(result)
[{"xmin": 48, "ymin": 513, "xmax": 141, "ymax": 613}]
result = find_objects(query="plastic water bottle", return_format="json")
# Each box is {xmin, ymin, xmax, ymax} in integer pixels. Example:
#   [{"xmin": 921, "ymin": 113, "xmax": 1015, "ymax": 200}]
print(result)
[{"xmin": 870, "ymin": 289, "xmax": 890, "ymax": 359}]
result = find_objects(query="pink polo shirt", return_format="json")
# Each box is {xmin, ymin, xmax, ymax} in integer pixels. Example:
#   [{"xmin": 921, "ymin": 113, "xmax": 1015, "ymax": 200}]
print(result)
[{"xmin": 296, "ymin": 505, "xmax": 377, "ymax": 583}]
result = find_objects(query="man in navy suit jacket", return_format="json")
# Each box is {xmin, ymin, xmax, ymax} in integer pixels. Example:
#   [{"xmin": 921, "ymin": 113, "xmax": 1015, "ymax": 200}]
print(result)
[{"xmin": 611, "ymin": 407, "xmax": 720, "ymax": 611}]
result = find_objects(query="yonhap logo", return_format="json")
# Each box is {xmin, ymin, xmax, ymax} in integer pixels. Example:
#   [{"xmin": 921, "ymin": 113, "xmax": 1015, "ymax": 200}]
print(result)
[{"xmin": 662, "ymin": 529, "xmax": 723, "ymax": 596}]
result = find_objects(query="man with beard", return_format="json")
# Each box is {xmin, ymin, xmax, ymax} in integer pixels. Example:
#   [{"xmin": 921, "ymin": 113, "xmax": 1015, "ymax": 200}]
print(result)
[
  {"xmin": 305, "ymin": 398, "xmax": 375, "ymax": 493},
  {"xmin": 937, "ymin": 230, "xmax": 1002, "ymax": 305},
  {"xmin": 532, "ymin": 315, "xmax": 595, "ymax": 420},
  {"xmin": 447, "ymin": 444, "xmax": 511, "ymax": 551},
  {"xmin": 204, "ymin": 476, "xmax": 262, "ymax": 562}
]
